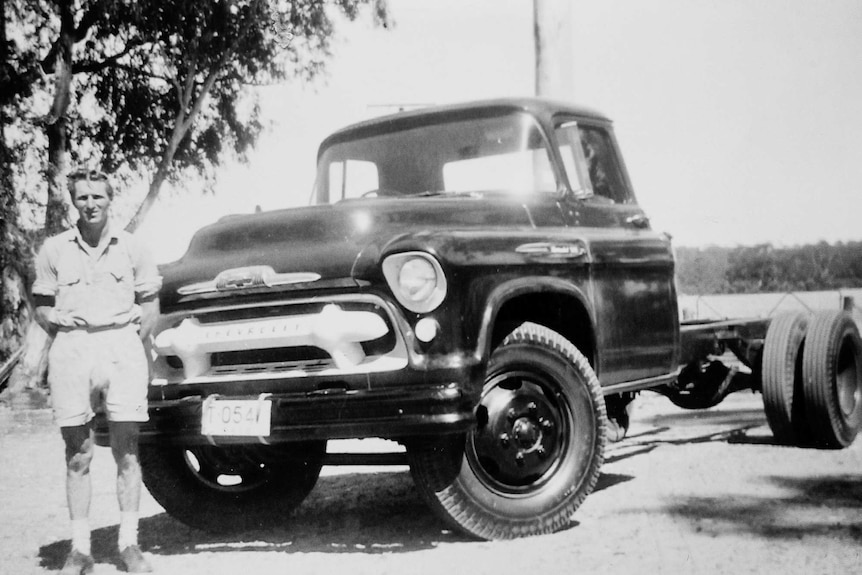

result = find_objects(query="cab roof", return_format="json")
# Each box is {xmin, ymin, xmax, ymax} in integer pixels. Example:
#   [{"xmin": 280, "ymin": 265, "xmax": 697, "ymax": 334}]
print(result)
[{"xmin": 318, "ymin": 97, "xmax": 612, "ymax": 157}]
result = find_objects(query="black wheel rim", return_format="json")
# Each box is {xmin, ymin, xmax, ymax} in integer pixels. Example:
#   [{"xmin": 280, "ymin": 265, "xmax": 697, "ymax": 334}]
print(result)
[
  {"xmin": 836, "ymin": 337, "xmax": 860, "ymax": 418},
  {"xmin": 467, "ymin": 368, "xmax": 571, "ymax": 493}
]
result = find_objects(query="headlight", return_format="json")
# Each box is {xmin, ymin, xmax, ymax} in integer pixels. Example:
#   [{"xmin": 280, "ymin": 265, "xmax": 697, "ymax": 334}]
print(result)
[{"xmin": 382, "ymin": 252, "xmax": 447, "ymax": 313}]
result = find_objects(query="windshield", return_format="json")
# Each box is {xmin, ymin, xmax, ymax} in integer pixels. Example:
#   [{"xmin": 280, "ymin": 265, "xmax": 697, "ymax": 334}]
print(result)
[{"xmin": 313, "ymin": 112, "xmax": 557, "ymax": 204}]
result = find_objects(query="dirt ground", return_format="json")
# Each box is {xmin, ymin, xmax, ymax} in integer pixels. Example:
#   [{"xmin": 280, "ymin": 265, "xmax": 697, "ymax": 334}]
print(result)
[{"xmin": 1, "ymin": 391, "xmax": 860, "ymax": 575}]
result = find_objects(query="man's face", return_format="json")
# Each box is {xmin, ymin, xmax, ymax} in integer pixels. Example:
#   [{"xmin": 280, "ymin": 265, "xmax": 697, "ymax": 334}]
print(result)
[{"xmin": 72, "ymin": 179, "xmax": 111, "ymax": 227}]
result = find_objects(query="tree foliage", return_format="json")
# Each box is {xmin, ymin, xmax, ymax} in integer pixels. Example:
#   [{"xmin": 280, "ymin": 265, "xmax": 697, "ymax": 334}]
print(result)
[
  {"xmin": 676, "ymin": 242, "xmax": 862, "ymax": 295},
  {"xmin": 3, "ymin": 0, "xmax": 388, "ymax": 233},
  {"xmin": 1, "ymin": 0, "xmax": 388, "ymax": 392},
  {"xmin": 1, "ymin": 0, "xmax": 39, "ymax": 366}
]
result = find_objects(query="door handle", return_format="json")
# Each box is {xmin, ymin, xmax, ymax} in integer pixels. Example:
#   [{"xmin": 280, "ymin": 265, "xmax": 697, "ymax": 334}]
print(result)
[{"xmin": 515, "ymin": 242, "xmax": 587, "ymax": 259}]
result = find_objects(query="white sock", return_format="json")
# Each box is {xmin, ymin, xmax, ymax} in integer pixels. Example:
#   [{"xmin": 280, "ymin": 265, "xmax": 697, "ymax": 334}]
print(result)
[
  {"xmin": 71, "ymin": 519, "xmax": 91, "ymax": 555},
  {"xmin": 118, "ymin": 512, "xmax": 139, "ymax": 549}
]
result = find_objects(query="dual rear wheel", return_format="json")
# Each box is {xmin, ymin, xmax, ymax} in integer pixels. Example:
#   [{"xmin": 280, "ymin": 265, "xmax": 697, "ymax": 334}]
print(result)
[{"xmin": 761, "ymin": 310, "xmax": 862, "ymax": 448}]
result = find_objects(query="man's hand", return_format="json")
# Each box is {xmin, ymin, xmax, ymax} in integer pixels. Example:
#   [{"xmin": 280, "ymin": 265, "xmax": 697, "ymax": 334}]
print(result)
[
  {"xmin": 34, "ymin": 305, "xmax": 56, "ymax": 334},
  {"xmin": 34, "ymin": 306, "xmax": 88, "ymax": 332},
  {"xmin": 139, "ymin": 296, "xmax": 160, "ymax": 342}
]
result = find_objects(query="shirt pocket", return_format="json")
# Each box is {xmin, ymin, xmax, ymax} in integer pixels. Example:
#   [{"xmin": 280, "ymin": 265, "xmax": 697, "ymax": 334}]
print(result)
[{"xmin": 105, "ymin": 248, "xmax": 135, "ymax": 284}]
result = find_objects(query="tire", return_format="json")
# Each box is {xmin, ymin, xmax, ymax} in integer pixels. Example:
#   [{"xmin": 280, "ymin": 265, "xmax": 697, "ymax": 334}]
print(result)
[
  {"xmin": 408, "ymin": 322, "xmax": 606, "ymax": 540},
  {"xmin": 140, "ymin": 441, "xmax": 326, "ymax": 532},
  {"xmin": 801, "ymin": 311, "xmax": 862, "ymax": 448},
  {"xmin": 761, "ymin": 312, "xmax": 810, "ymax": 444}
]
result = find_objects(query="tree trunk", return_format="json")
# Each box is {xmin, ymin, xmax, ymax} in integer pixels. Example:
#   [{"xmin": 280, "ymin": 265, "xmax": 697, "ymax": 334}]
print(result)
[
  {"xmin": 125, "ymin": 154, "xmax": 172, "ymax": 233},
  {"xmin": 44, "ymin": 117, "xmax": 71, "ymax": 236},
  {"xmin": 43, "ymin": 3, "xmax": 75, "ymax": 237}
]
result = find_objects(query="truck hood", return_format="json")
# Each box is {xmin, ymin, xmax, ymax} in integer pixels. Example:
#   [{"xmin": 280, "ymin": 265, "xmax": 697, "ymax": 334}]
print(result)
[{"xmin": 160, "ymin": 195, "xmax": 563, "ymax": 307}]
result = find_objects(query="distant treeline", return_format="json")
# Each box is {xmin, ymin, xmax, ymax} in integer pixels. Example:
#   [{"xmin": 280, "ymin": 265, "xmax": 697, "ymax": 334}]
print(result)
[{"xmin": 675, "ymin": 242, "xmax": 862, "ymax": 295}]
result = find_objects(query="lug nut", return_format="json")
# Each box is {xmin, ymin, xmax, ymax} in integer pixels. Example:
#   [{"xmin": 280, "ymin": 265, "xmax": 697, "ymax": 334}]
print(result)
[
  {"xmin": 507, "ymin": 408, "xmax": 517, "ymax": 422},
  {"xmin": 515, "ymin": 452, "xmax": 525, "ymax": 466},
  {"xmin": 499, "ymin": 433, "xmax": 510, "ymax": 448},
  {"xmin": 536, "ymin": 446, "xmax": 547, "ymax": 459},
  {"xmin": 527, "ymin": 402, "xmax": 538, "ymax": 415},
  {"xmin": 540, "ymin": 418, "xmax": 554, "ymax": 430}
]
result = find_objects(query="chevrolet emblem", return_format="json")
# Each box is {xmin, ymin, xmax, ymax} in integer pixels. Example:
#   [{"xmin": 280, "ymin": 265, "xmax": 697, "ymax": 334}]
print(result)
[{"xmin": 178, "ymin": 266, "xmax": 321, "ymax": 295}]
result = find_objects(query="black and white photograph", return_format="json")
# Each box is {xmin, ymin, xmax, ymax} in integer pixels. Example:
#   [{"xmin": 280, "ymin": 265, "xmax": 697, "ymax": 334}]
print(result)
[{"xmin": 1, "ymin": 1, "xmax": 860, "ymax": 573}]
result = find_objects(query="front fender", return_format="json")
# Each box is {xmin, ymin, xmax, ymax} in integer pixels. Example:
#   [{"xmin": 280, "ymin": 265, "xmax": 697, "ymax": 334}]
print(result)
[{"xmin": 472, "ymin": 276, "xmax": 597, "ymax": 365}]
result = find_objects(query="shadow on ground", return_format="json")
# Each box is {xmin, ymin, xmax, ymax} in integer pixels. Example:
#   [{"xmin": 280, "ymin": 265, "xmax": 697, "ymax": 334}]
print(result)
[
  {"xmin": 38, "ymin": 464, "xmax": 637, "ymax": 568},
  {"xmin": 606, "ymin": 420, "xmax": 770, "ymax": 466},
  {"xmin": 665, "ymin": 475, "xmax": 862, "ymax": 543},
  {"xmin": 39, "ymin": 397, "xmax": 808, "ymax": 569},
  {"xmin": 39, "ymin": 470, "xmax": 443, "ymax": 569},
  {"xmin": 637, "ymin": 405, "xmax": 767, "ymax": 430}
]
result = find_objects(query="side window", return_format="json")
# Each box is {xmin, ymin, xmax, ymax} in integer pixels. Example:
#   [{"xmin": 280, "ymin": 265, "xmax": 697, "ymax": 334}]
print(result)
[
  {"xmin": 555, "ymin": 122, "xmax": 632, "ymax": 204},
  {"xmin": 328, "ymin": 160, "xmax": 379, "ymax": 200}
]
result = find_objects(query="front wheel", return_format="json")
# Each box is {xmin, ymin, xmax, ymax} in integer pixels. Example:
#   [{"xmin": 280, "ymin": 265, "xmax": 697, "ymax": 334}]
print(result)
[
  {"xmin": 140, "ymin": 441, "xmax": 326, "ymax": 532},
  {"xmin": 408, "ymin": 322, "xmax": 606, "ymax": 540}
]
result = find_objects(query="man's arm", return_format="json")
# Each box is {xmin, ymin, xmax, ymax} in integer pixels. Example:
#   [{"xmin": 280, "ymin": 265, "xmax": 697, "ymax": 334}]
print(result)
[
  {"xmin": 138, "ymin": 294, "xmax": 160, "ymax": 341},
  {"xmin": 32, "ymin": 241, "xmax": 59, "ymax": 334},
  {"xmin": 33, "ymin": 294, "xmax": 57, "ymax": 334},
  {"xmin": 129, "ymin": 233, "xmax": 162, "ymax": 342}
]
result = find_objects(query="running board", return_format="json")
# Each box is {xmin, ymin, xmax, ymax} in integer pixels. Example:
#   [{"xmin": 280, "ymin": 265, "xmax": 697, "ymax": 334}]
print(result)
[{"xmin": 601, "ymin": 369, "xmax": 681, "ymax": 396}]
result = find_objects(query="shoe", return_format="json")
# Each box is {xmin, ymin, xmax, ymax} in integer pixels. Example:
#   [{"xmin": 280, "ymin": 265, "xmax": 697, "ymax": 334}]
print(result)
[
  {"xmin": 119, "ymin": 545, "xmax": 153, "ymax": 573},
  {"xmin": 60, "ymin": 549, "xmax": 95, "ymax": 575}
]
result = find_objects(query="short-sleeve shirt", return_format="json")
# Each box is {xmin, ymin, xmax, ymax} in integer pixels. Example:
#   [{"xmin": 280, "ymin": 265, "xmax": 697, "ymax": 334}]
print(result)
[{"xmin": 32, "ymin": 224, "xmax": 162, "ymax": 329}]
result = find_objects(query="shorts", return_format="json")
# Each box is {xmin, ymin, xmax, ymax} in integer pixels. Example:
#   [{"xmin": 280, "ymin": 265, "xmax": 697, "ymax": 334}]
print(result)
[{"xmin": 47, "ymin": 324, "xmax": 149, "ymax": 427}]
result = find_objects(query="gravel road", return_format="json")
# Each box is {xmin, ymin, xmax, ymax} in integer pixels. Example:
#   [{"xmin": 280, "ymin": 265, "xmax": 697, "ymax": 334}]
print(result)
[{"xmin": 1, "ymin": 391, "xmax": 860, "ymax": 575}]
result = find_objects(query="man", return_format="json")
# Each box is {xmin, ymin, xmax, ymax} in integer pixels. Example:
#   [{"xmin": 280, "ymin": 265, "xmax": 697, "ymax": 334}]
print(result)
[{"xmin": 33, "ymin": 169, "xmax": 162, "ymax": 574}]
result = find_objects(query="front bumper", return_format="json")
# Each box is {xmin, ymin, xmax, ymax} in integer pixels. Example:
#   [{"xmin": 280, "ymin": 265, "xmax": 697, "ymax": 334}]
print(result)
[{"xmin": 94, "ymin": 377, "xmax": 478, "ymax": 447}]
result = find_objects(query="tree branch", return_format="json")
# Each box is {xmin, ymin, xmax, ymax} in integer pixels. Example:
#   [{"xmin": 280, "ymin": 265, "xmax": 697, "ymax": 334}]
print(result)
[
  {"xmin": 74, "ymin": 6, "xmax": 100, "ymax": 42},
  {"xmin": 181, "ymin": 55, "xmax": 198, "ymax": 113},
  {"xmin": 179, "ymin": 25, "xmax": 248, "ymax": 134},
  {"xmin": 72, "ymin": 41, "xmax": 147, "ymax": 74},
  {"xmin": 74, "ymin": 61, "xmax": 174, "ymax": 84}
]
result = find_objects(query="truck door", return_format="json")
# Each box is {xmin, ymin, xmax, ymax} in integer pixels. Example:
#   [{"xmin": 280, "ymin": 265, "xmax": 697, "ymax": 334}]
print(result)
[{"xmin": 555, "ymin": 120, "xmax": 678, "ymax": 384}]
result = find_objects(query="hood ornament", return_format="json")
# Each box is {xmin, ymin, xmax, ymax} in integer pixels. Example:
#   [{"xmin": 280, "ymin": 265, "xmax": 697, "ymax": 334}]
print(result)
[{"xmin": 178, "ymin": 266, "xmax": 321, "ymax": 295}]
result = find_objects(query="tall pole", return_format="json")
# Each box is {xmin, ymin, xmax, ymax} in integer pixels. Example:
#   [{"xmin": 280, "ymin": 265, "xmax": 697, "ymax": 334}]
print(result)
[{"xmin": 534, "ymin": 0, "xmax": 574, "ymax": 99}]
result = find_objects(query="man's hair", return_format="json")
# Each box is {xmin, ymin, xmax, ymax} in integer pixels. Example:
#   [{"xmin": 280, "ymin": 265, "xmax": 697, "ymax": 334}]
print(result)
[{"xmin": 67, "ymin": 169, "xmax": 114, "ymax": 199}]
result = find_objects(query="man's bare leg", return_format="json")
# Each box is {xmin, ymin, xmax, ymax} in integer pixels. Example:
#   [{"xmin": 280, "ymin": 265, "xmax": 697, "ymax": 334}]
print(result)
[
  {"xmin": 110, "ymin": 421, "xmax": 142, "ymax": 515},
  {"xmin": 61, "ymin": 424, "xmax": 96, "ymax": 574},
  {"xmin": 110, "ymin": 421, "xmax": 152, "ymax": 572}
]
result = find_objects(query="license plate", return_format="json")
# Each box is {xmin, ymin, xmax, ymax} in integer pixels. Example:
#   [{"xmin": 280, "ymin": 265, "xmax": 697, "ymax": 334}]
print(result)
[{"xmin": 201, "ymin": 399, "xmax": 272, "ymax": 436}]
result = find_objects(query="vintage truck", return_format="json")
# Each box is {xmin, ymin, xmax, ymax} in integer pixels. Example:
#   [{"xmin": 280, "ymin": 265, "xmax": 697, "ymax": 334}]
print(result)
[{"xmin": 97, "ymin": 98, "xmax": 862, "ymax": 540}]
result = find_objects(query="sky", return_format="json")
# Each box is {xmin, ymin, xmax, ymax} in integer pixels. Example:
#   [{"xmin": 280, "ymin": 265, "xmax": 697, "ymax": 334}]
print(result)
[{"xmin": 133, "ymin": 0, "xmax": 862, "ymax": 263}]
